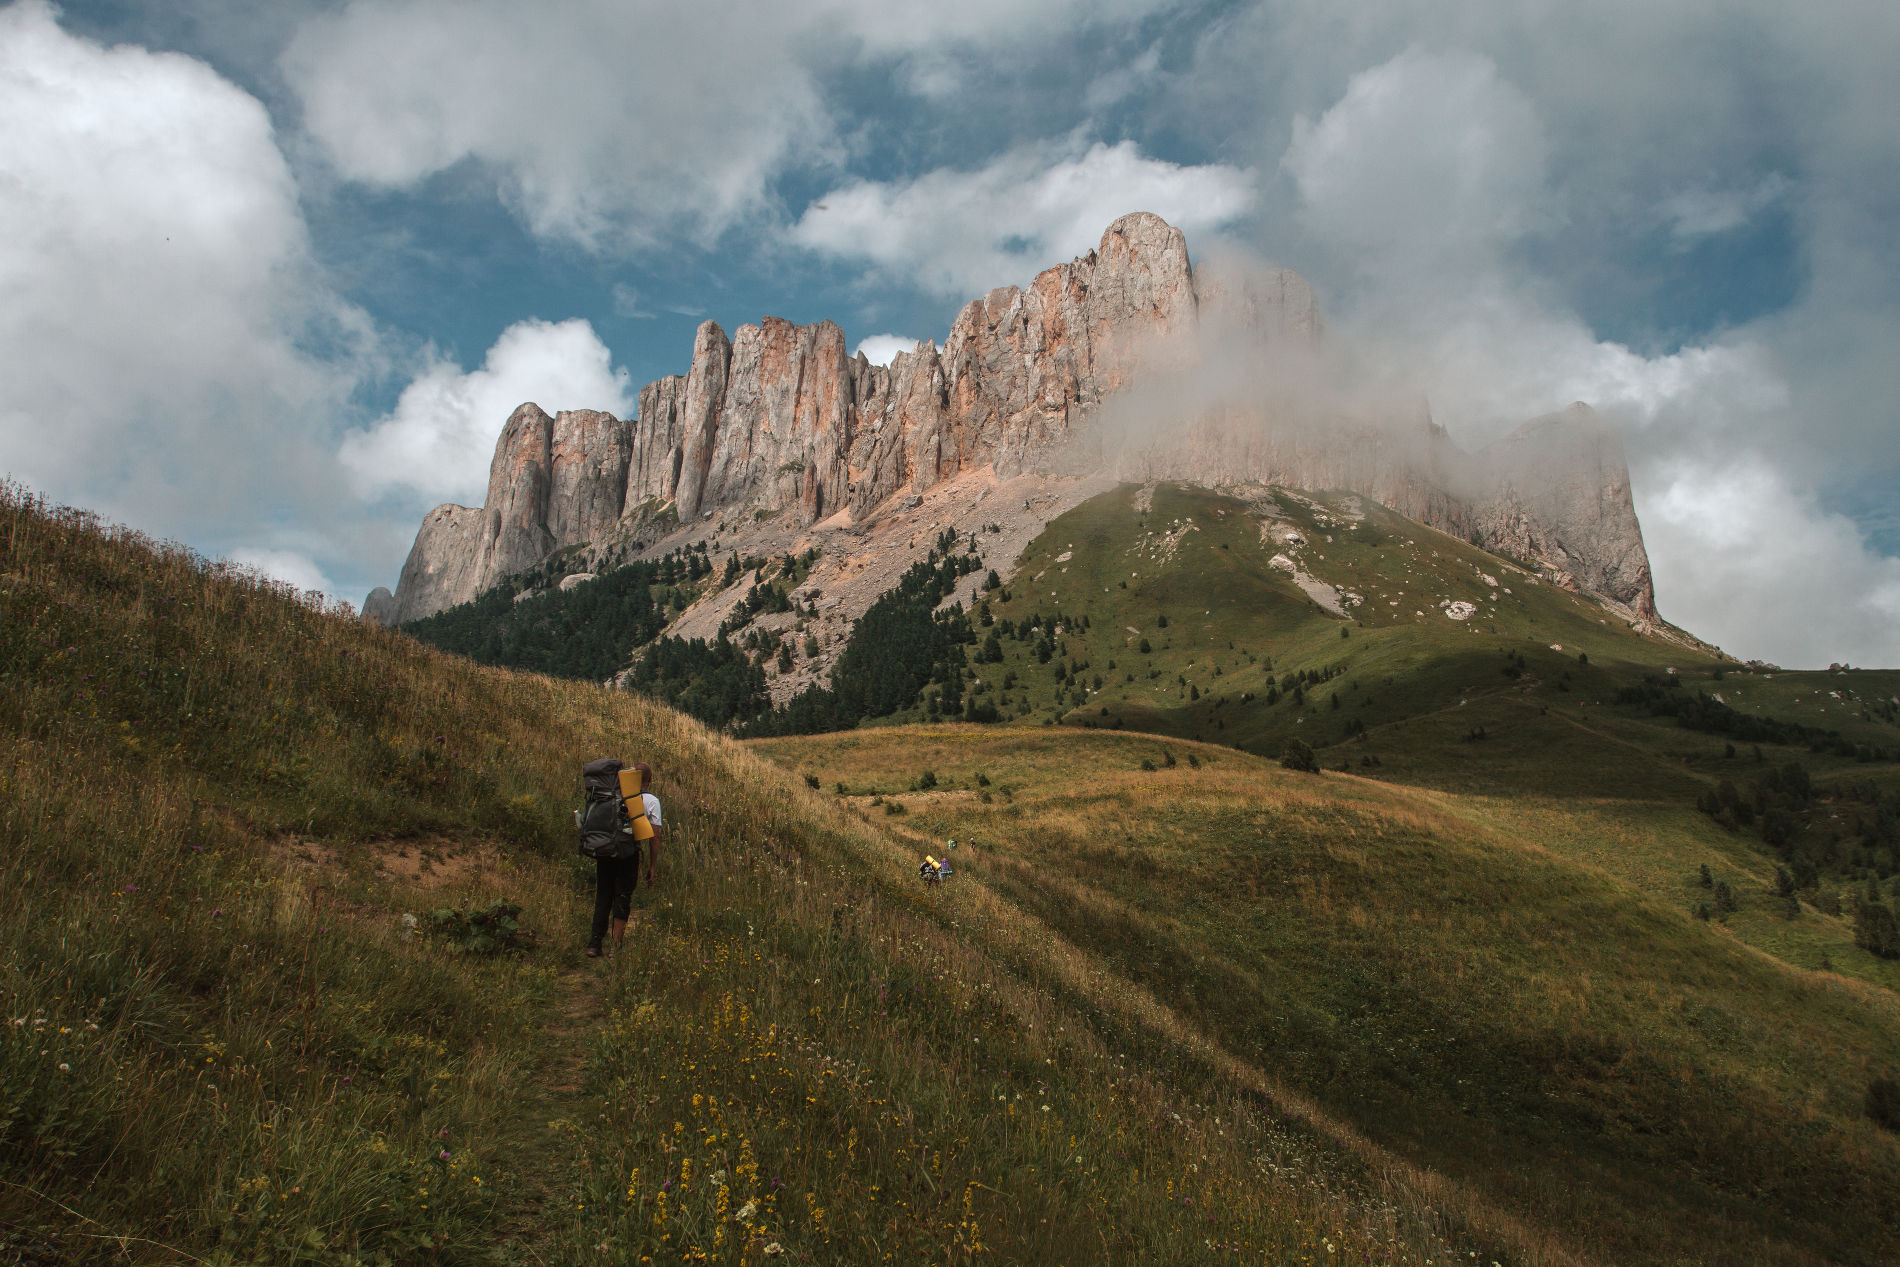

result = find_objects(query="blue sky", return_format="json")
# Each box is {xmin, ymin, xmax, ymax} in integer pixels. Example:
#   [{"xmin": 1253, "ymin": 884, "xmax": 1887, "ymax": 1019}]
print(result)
[{"xmin": 4, "ymin": 0, "xmax": 1897, "ymax": 666}]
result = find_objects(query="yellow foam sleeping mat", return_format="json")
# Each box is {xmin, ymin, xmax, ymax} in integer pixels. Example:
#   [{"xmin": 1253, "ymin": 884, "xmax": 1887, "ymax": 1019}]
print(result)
[{"xmin": 617, "ymin": 769, "xmax": 655, "ymax": 840}]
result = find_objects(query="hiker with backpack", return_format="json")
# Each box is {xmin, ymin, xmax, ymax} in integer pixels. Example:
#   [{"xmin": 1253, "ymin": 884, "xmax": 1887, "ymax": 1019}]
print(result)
[{"xmin": 578, "ymin": 758, "xmax": 664, "ymax": 958}]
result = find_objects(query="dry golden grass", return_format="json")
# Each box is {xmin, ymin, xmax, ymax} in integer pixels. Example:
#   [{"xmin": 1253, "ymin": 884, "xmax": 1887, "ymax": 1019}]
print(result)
[
  {"xmin": 2, "ymin": 484, "xmax": 1501, "ymax": 1264},
  {"xmin": 755, "ymin": 723, "xmax": 1900, "ymax": 1266}
]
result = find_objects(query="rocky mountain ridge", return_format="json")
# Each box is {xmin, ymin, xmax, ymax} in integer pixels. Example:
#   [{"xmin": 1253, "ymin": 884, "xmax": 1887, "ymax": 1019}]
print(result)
[{"xmin": 367, "ymin": 212, "xmax": 1657, "ymax": 630}]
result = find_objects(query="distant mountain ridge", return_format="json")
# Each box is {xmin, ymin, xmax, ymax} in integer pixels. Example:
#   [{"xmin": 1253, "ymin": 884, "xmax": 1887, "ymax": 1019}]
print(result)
[{"xmin": 368, "ymin": 212, "xmax": 1656, "ymax": 627}]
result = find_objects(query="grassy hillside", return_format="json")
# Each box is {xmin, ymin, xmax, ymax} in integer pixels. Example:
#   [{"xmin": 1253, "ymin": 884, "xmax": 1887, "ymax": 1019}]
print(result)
[
  {"xmin": 2, "ymin": 483, "xmax": 1506, "ymax": 1264},
  {"xmin": 394, "ymin": 480, "xmax": 1900, "ymax": 815},
  {"xmin": 13, "ymin": 476, "xmax": 1894, "ymax": 1264},
  {"xmin": 943, "ymin": 482, "xmax": 1846, "ymax": 767},
  {"xmin": 753, "ymin": 725, "xmax": 1900, "ymax": 1266},
  {"xmin": 937, "ymin": 484, "xmax": 1900, "ymax": 888}
]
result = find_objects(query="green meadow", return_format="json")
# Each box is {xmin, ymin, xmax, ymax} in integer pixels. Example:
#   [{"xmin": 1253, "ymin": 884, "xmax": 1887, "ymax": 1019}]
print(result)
[
  {"xmin": 8, "ymin": 476, "xmax": 1900, "ymax": 1265},
  {"xmin": 2, "ymin": 484, "xmax": 1492, "ymax": 1264},
  {"xmin": 744, "ymin": 482, "xmax": 1900, "ymax": 1264},
  {"xmin": 752, "ymin": 725, "xmax": 1900, "ymax": 1266}
]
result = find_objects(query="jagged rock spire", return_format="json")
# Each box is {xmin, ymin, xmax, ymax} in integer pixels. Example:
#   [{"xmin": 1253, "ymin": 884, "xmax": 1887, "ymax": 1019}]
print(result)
[{"xmin": 379, "ymin": 213, "xmax": 1656, "ymax": 625}]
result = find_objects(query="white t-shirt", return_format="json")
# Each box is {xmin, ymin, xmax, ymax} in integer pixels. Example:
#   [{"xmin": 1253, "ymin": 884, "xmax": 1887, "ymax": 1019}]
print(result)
[{"xmin": 639, "ymin": 792, "xmax": 663, "ymax": 830}]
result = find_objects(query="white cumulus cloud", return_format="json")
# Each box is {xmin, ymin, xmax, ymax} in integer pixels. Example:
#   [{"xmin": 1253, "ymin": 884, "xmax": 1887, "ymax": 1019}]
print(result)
[
  {"xmin": 791, "ymin": 139, "xmax": 1256, "ymax": 297},
  {"xmin": 283, "ymin": 0, "xmax": 1179, "ymax": 251},
  {"xmin": 341, "ymin": 318, "xmax": 633, "ymax": 505},
  {"xmin": 1283, "ymin": 47, "xmax": 1551, "ymax": 274},
  {"xmin": 1645, "ymin": 456, "xmax": 1900, "ymax": 668},
  {"xmin": 1260, "ymin": 40, "xmax": 1900, "ymax": 665},
  {"xmin": 854, "ymin": 334, "xmax": 925, "ymax": 366},
  {"xmin": 0, "ymin": 0, "xmax": 367, "ymax": 541},
  {"xmin": 1150, "ymin": 3, "xmax": 1900, "ymax": 664},
  {"xmin": 1659, "ymin": 174, "xmax": 1792, "ymax": 242},
  {"xmin": 284, "ymin": 1, "xmax": 829, "ymax": 249}
]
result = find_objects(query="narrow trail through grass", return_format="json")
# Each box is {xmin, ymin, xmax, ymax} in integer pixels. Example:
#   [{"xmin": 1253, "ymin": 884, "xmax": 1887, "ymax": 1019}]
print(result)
[
  {"xmin": 478, "ymin": 956, "xmax": 607, "ymax": 1265},
  {"xmin": 546, "ymin": 968, "xmax": 607, "ymax": 1095}
]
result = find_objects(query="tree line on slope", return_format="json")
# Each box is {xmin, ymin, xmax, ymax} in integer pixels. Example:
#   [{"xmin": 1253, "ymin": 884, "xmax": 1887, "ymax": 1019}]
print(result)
[
  {"xmin": 1617, "ymin": 674, "xmax": 1892, "ymax": 762},
  {"xmin": 403, "ymin": 532, "xmax": 1001, "ymax": 737},
  {"xmin": 742, "ymin": 528, "xmax": 983, "ymax": 737},
  {"xmin": 403, "ymin": 545, "xmax": 715, "ymax": 684}
]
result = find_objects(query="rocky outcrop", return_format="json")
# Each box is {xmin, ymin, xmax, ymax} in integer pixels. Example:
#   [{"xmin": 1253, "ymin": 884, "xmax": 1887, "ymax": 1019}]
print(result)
[
  {"xmin": 1474, "ymin": 404, "xmax": 1656, "ymax": 619},
  {"xmin": 549, "ymin": 409, "xmax": 630, "ymax": 548},
  {"xmin": 707, "ymin": 317, "xmax": 855, "ymax": 521},
  {"xmin": 672, "ymin": 322, "xmax": 733, "ymax": 524},
  {"xmin": 389, "ymin": 502, "xmax": 489, "ymax": 624},
  {"xmin": 376, "ymin": 210, "xmax": 1659, "ymax": 623},
  {"xmin": 385, "ymin": 403, "xmax": 631, "ymax": 623},
  {"xmin": 481, "ymin": 402, "xmax": 556, "ymax": 583},
  {"xmin": 361, "ymin": 586, "xmax": 397, "ymax": 626},
  {"xmin": 842, "ymin": 342, "xmax": 949, "ymax": 516},
  {"xmin": 629, "ymin": 375, "xmax": 685, "ymax": 510}
]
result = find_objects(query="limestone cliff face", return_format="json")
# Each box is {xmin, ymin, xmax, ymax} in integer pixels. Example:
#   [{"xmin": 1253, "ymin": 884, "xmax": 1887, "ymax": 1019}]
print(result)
[
  {"xmin": 936, "ymin": 212, "xmax": 1199, "ymax": 483},
  {"xmin": 387, "ymin": 403, "xmax": 627, "ymax": 623},
  {"xmin": 1474, "ymin": 404, "xmax": 1656, "ymax": 619},
  {"xmin": 378, "ymin": 211, "xmax": 1658, "ymax": 624},
  {"xmin": 361, "ymin": 586, "xmax": 397, "ymax": 626},
  {"xmin": 629, "ymin": 375, "xmax": 685, "ymax": 509},
  {"xmin": 707, "ymin": 317, "xmax": 855, "ymax": 522},
  {"xmin": 860, "ymin": 342, "xmax": 954, "ymax": 513},
  {"xmin": 549, "ymin": 408, "xmax": 630, "ymax": 548},
  {"xmin": 672, "ymin": 322, "xmax": 733, "ymax": 524},
  {"xmin": 480, "ymin": 402, "xmax": 556, "ymax": 584},
  {"xmin": 389, "ymin": 502, "xmax": 489, "ymax": 624},
  {"xmin": 640, "ymin": 210, "xmax": 1197, "ymax": 530}
]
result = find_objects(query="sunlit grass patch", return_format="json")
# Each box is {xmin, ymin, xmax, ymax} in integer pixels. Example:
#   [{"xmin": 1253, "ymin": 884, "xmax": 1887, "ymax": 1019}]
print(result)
[
  {"xmin": 757, "ymin": 723, "xmax": 1900, "ymax": 1266},
  {"xmin": 2, "ymin": 484, "xmax": 1475, "ymax": 1264}
]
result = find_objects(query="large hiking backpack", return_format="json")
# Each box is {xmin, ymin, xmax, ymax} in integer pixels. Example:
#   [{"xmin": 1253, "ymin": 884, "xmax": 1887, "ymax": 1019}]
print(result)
[{"xmin": 577, "ymin": 757, "xmax": 636, "ymax": 860}]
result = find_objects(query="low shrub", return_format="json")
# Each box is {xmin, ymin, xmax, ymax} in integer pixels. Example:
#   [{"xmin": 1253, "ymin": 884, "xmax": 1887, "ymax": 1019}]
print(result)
[
  {"xmin": 1867, "ymin": 1076, "xmax": 1900, "ymax": 1132},
  {"xmin": 1280, "ymin": 739, "xmax": 1319, "ymax": 773},
  {"xmin": 424, "ymin": 900, "xmax": 528, "ymax": 954}
]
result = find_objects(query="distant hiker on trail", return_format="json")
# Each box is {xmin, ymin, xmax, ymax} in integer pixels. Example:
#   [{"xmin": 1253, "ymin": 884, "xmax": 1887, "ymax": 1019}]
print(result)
[{"xmin": 578, "ymin": 758, "xmax": 664, "ymax": 958}]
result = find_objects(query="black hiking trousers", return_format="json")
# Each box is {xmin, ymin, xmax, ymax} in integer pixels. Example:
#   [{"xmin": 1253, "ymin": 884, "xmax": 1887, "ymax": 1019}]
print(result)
[{"xmin": 588, "ymin": 851, "xmax": 641, "ymax": 949}]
